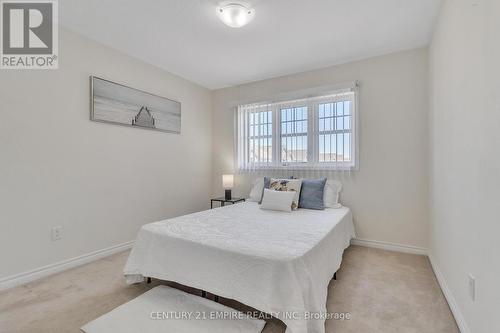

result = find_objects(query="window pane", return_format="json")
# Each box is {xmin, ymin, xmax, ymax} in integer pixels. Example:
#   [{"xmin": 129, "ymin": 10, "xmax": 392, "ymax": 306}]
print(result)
[
  {"xmin": 332, "ymin": 134, "xmax": 337, "ymax": 161},
  {"xmin": 261, "ymin": 138, "xmax": 271, "ymax": 162},
  {"xmin": 281, "ymin": 137, "xmax": 286, "ymax": 162},
  {"xmin": 280, "ymin": 106, "xmax": 308, "ymax": 163},
  {"xmin": 300, "ymin": 120, "xmax": 307, "ymax": 133},
  {"xmin": 337, "ymin": 134, "xmax": 344, "ymax": 161},
  {"xmin": 343, "ymin": 133, "xmax": 351, "ymax": 161},
  {"xmin": 319, "ymin": 135, "xmax": 324, "ymax": 162},
  {"xmin": 325, "ymin": 117, "xmax": 331, "ymax": 131},
  {"xmin": 344, "ymin": 101, "xmax": 350, "ymax": 115},
  {"xmin": 344, "ymin": 116, "xmax": 351, "ymax": 130},
  {"xmin": 317, "ymin": 99, "xmax": 353, "ymax": 164},
  {"xmin": 281, "ymin": 135, "xmax": 307, "ymax": 163},
  {"xmin": 336, "ymin": 117, "xmax": 344, "ymax": 130},
  {"xmin": 247, "ymin": 110, "xmax": 273, "ymax": 164},
  {"xmin": 336, "ymin": 102, "xmax": 344, "ymax": 116},
  {"xmin": 300, "ymin": 107, "xmax": 307, "ymax": 120},
  {"xmin": 299, "ymin": 136, "xmax": 304, "ymax": 161},
  {"xmin": 319, "ymin": 134, "xmax": 339, "ymax": 162},
  {"xmin": 325, "ymin": 134, "xmax": 331, "ymax": 160}
]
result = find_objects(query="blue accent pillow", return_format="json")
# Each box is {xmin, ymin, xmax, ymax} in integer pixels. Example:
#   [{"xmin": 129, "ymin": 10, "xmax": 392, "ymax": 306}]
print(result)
[
  {"xmin": 299, "ymin": 178, "xmax": 327, "ymax": 210},
  {"xmin": 258, "ymin": 176, "xmax": 271, "ymax": 204}
]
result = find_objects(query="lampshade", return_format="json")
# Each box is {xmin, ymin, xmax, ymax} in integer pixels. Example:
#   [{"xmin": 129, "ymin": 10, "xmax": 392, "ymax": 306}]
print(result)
[{"xmin": 222, "ymin": 174, "xmax": 234, "ymax": 189}]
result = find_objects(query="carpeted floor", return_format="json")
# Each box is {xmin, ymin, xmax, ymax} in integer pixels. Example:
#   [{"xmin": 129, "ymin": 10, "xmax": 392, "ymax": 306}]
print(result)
[{"xmin": 0, "ymin": 245, "xmax": 459, "ymax": 333}]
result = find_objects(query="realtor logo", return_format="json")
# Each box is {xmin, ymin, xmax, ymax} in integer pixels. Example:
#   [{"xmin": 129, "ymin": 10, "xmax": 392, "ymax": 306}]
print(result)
[{"xmin": 1, "ymin": 0, "xmax": 58, "ymax": 69}]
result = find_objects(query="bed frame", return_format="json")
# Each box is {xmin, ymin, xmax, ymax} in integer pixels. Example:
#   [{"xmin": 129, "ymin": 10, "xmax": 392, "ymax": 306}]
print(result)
[{"xmin": 144, "ymin": 271, "xmax": 337, "ymax": 302}]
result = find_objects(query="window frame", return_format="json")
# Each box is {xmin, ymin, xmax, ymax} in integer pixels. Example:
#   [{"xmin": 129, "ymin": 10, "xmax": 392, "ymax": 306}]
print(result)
[
  {"xmin": 247, "ymin": 107, "xmax": 273, "ymax": 165},
  {"xmin": 276, "ymin": 101, "xmax": 310, "ymax": 165},
  {"xmin": 237, "ymin": 87, "xmax": 358, "ymax": 171},
  {"xmin": 312, "ymin": 93, "xmax": 357, "ymax": 169}
]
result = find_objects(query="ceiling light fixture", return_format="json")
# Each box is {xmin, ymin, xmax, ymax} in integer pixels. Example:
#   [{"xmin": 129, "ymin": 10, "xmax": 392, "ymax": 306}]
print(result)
[{"xmin": 217, "ymin": 3, "xmax": 255, "ymax": 28}]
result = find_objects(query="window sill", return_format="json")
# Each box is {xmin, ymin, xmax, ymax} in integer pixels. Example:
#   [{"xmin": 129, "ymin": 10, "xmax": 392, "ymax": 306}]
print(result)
[{"xmin": 238, "ymin": 163, "xmax": 358, "ymax": 172}]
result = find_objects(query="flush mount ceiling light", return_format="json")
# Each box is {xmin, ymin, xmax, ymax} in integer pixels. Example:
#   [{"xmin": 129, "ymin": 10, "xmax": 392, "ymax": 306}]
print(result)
[{"xmin": 217, "ymin": 3, "xmax": 255, "ymax": 28}]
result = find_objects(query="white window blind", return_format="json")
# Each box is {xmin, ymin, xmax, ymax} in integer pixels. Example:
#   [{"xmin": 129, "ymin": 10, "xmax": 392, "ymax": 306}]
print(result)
[{"xmin": 237, "ymin": 84, "xmax": 358, "ymax": 172}]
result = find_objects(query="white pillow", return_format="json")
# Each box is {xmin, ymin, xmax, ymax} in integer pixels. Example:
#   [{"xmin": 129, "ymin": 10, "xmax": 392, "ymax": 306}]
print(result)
[
  {"xmin": 248, "ymin": 178, "xmax": 264, "ymax": 202},
  {"xmin": 269, "ymin": 178, "xmax": 303, "ymax": 210},
  {"xmin": 324, "ymin": 180, "xmax": 342, "ymax": 208},
  {"xmin": 260, "ymin": 189, "xmax": 295, "ymax": 212}
]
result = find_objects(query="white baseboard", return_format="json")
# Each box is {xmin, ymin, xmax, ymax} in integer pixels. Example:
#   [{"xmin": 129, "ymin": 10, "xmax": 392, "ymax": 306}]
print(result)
[
  {"xmin": 351, "ymin": 238, "xmax": 427, "ymax": 255},
  {"xmin": 428, "ymin": 254, "xmax": 470, "ymax": 333},
  {"xmin": 0, "ymin": 237, "xmax": 470, "ymax": 333},
  {"xmin": 0, "ymin": 240, "xmax": 134, "ymax": 291}
]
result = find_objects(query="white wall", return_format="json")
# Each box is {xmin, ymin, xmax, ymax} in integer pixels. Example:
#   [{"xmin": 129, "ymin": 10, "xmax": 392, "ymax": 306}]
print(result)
[
  {"xmin": 429, "ymin": 1, "xmax": 500, "ymax": 332},
  {"xmin": 212, "ymin": 48, "xmax": 429, "ymax": 248},
  {"xmin": 0, "ymin": 28, "xmax": 213, "ymax": 280}
]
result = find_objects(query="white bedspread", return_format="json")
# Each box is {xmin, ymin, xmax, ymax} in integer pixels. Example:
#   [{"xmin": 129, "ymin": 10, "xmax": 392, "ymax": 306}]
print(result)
[{"xmin": 124, "ymin": 202, "xmax": 355, "ymax": 333}]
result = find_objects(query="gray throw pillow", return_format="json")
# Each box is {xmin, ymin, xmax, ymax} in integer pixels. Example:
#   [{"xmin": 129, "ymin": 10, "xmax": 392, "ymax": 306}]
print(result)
[
  {"xmin": 298, "ymin": 178, "xmax": 327, "ymax": 210},
  {"xmin": 258, "ymin": 176, "xmax": 271, "ymax": 204}
]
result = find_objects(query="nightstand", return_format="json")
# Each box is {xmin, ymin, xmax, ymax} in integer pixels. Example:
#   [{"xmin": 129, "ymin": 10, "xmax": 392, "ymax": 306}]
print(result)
[{"xmin": 210, "ymin": 197, "xmax": 245, "ymax": 209}]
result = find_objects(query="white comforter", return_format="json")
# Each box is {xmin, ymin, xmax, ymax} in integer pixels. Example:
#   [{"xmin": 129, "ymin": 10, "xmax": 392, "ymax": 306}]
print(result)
[{"xmin": 124, "ymin": 202, "xmax": 355, "ymax": 333}]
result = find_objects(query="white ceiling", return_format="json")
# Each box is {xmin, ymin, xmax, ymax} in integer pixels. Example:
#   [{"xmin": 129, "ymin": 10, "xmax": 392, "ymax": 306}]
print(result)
[{"xmin": 60, "ymin": 0, "xmax": 442, "ymax": 89}]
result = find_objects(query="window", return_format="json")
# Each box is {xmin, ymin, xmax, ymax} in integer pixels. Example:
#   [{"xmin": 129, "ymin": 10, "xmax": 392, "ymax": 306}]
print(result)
[
  {"xmin": 237, "ymin": 86, "xmax": 358, "ymax": 171},
  {"xmin": 248, "ymin": 109, "xmax": 272, "ymax": 164},
  {"xmin": 280, "ymin": 106, "xmax": 308, "ymax": 163},
  {"xmin": 318, "ymin": 100, "xmax": 352, "ymax": 163}
]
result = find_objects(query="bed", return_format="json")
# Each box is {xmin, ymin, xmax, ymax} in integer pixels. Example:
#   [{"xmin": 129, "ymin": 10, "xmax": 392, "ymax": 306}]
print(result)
[{"xmin": 124, "ymin": 201, "xmax": 355, "ymax": 333}]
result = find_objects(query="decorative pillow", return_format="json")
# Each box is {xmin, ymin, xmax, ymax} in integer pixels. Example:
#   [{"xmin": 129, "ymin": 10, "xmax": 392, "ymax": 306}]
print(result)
[
  {"xmin": 298, "ymin": 178, "xmax": 327, "ymax": 210},
  {"xmin": 258, "ymin": 176, "xmax": 271, "ymax": 204},
  {"xmin": 260, "ymin": 189, "xmax": 295, "ymax": 212},
  {"xmin": 324, "ymin": 179, "xmax": 342, "ymax": 208},
  {"xmin": 268, "ymin": 178, "xmax": 302, "ymax": 210},
  {"xmin": 248, "ymin": 178, "xmax": 264, "ymax": 202}
]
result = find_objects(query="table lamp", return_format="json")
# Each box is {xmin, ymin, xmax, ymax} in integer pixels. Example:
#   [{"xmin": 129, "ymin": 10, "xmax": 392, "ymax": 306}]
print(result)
[{"xmin": 222, "ymin": 174, "xmax": 234, "ymax": 200}]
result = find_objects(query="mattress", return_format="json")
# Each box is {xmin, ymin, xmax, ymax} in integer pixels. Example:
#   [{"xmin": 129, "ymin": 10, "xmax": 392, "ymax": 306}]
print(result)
[{"xmin": 124, "ymin": 202, "xmax": 355, "ymax": 333}]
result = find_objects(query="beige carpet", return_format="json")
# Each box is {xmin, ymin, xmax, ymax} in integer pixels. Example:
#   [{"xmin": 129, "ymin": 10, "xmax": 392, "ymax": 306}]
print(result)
[{"xmin": 0, "ymin": 245, "xmax": 459, "ymax": 333}]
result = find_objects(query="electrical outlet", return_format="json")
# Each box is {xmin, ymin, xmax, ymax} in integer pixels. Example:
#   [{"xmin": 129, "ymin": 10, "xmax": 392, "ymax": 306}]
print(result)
[
  {"xmin": 51, "ymin": 226, "xmax": 62, "ymax": 241},
  {"xmin": 468, "ymin": 274, "xmax": 476, "ymax": 301}
]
